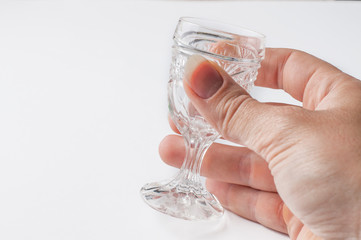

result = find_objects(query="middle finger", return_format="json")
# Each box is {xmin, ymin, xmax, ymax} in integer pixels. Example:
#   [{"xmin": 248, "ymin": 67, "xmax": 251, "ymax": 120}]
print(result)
[{"xmin": 159, "ymin": 134, "xmax": 276, "ymax": 192}]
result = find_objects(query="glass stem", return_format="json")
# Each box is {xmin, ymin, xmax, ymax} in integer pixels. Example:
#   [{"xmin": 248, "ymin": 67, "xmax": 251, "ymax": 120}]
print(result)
[{"xmin": 178, "ymin": 136, "xmax": 212, "ymax": 185}]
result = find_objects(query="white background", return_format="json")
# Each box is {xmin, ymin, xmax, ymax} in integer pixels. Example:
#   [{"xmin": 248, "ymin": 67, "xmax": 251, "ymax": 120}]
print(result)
[{"xmin": 0, "ymin": 1, "xmax": 360, "ymax": 239}]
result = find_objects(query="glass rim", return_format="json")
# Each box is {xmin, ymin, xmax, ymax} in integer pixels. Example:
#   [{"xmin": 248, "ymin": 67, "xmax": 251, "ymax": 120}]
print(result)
[
  {"xmin": 179, "ymin": 17, "xmax": 266, "ymax": 40},
  {"xmin": 176, "ymin": 17, "xmax": 265, "ymax": 63}
]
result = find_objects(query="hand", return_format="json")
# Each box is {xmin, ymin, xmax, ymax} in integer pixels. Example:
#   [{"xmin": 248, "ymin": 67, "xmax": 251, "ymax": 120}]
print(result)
[{"xmin": 159, "ymin": 49, "xmax": 361, "ymax": 239}]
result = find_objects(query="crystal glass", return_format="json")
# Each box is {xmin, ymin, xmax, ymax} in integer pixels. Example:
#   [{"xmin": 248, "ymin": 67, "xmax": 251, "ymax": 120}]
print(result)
[{"xmin": 140, "ymin": 17, "xmax": 265, "ymax": 221}]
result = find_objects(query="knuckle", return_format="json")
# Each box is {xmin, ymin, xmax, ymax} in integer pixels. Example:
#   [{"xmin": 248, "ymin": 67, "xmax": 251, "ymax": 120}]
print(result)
[
  {"xmin": 237, "ymin": 152, "xmax": 252, "ymax": 186},
  {"xmin": 277, "ymin": 201, "xmax": 287, "ymax": 230},
  {"xmin": 215, "ymin": 93, "xmax": 253, "ymax": 141}
]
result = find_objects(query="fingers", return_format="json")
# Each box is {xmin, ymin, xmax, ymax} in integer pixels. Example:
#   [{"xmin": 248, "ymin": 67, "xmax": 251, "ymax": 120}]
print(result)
[
  {"xmin": 283, "ymin": 206, "xmax": 323, "ymax": 239},
  {"xmin": 256, "ymin": 48, "xmax": 345, "ymax": 109},
  {"xmin": 159, "ymin": 134, "xmax": 276, "ymax": 192},
  {"xmin": 206, "ymin": 179, "xmax": 287, "ymax": 234},
  {"xmin": 282, "ymin": 205, "xmax": 304, "ymax": 239},
  {"xmin": 168, "ymin": 115, "xmax": 180, "ymax": 134},
  {"xmin": 182, "ymin": 54, "xmax": 303, "ymax": 157}
]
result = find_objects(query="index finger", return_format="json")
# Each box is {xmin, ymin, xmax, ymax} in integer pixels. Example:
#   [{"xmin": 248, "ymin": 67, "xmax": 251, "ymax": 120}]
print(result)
[{"xmin": 255, "ymin": 48, "xmax": 344, "ymax": 109}]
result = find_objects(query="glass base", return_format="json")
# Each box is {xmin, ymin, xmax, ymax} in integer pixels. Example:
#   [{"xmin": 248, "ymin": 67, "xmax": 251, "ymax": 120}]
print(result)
[{"xmin": 140, "ymin": 173, "xmax": 224, "ymax": 221}]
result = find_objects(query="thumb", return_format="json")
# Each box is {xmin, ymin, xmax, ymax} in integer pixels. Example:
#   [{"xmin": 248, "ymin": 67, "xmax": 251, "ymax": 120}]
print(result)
[{"xmin": 183, "ymin": 55, "xmax": 296, "ymax": 159}]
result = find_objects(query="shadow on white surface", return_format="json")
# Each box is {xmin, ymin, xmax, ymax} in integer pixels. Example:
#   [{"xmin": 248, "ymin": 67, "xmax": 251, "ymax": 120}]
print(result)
[
  {"xmin": 158, "ymin": 213, "xmax": 227, "ymax": 239},
  {"xmin": 152, "ymin": 209, "xmax": 288, "ymax": 239}
]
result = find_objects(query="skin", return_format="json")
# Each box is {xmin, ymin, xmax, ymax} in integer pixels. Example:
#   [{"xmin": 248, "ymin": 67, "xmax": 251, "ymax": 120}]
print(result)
[{"xmin": 159, "ymin": 48, "xmax": 361, "ymax": 239}]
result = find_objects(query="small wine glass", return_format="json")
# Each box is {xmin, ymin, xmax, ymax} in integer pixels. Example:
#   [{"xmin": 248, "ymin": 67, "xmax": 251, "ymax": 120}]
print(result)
[{"xmin": 140, "ymin": 17, "xmax": 265, "ymax": 221}]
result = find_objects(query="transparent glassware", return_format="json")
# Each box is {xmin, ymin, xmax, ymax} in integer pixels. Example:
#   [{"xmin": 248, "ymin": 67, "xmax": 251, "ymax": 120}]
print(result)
[{"xmin": 140, "ymin": 17, "xmax": 265, "ymax": 221}]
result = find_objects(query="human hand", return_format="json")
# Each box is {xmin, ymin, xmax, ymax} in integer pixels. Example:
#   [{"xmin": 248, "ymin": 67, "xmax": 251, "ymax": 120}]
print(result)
[{"xmin": 159, "ymin": 49, "xmax": 361, "ymax": 239}]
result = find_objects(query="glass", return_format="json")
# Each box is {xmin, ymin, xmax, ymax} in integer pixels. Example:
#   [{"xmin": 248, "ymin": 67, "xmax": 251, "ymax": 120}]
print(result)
[{"xmin": 140, "ymin": 17, "xmax": 265, "ymax": 221}]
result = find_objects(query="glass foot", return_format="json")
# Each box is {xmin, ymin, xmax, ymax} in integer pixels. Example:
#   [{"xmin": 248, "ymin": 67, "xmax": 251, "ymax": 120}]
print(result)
[{"xmin": 140, "ymin": 174, "xmax": 224, "ymax": 221}]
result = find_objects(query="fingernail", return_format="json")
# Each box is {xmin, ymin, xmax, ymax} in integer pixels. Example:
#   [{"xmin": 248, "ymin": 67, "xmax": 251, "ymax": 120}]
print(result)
[{"xmin": 184, "ymin": 55, "xmax": 223, "ymax": 99}]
